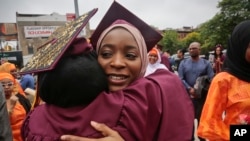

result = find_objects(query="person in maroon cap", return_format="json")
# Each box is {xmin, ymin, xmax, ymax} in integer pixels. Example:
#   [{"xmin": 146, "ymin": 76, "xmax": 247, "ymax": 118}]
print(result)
[
  {"xmin": 20, "ymin": 1, "xmax": 193, "ymax": 141},
  {"xmin": 60, "ymin": 1, "xmax": 194, "ymax": 141},
  {"xmin": 21, "ymin": 37, "xmax": 110, "ymax": 141}
]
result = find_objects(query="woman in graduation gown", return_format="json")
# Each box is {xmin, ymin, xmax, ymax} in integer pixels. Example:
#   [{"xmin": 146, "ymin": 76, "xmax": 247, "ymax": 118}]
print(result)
[
  {"xmin": 22, "ymin": 1, "xmax": 194, "ymax": 141},
  {"xmin": 60, "ymin": 1, "xmax": 194, "ymax": 141},
  {"xmin": 22, "ymin": 20, "xmax": 194, "ymax": 141}
]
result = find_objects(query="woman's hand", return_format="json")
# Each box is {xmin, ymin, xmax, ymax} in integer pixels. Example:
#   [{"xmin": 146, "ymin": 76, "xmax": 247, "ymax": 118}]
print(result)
[
  {"xmin": 189, "ymin": 87, "xmax": 199, "ymax": 98},
  {"xmin": 9, "ymin": 95, "xmax": 18, "ymax": 106},
  {"xmin": 216, "ymin": 58, "xmax": 222, "ymax": 63},
  {"xmin": 60, "ymin": 121, "xmax": 124, "ymax": 141},
  {"xmin": 189, "ymin": 88, "xmax": 195, "ymax": 95},
  {"xmin": 6, "ymin": 95, "xmax": 18, "ymax": 114}
]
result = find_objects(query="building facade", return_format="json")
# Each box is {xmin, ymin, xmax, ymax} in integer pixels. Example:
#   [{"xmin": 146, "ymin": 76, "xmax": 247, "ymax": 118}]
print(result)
[
  {"xmin": 16, "ymin": 12, "xmax": 67, "ymax": 56},
  {"xmin": 176, "ymin": 26, "xmax": 194, "ymax": 39}
]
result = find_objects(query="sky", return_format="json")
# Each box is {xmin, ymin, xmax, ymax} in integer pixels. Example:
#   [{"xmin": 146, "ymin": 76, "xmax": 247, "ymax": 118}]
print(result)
[{"xmin": 0, "ymin": 0, "xmax": 220, "ymax": 30}]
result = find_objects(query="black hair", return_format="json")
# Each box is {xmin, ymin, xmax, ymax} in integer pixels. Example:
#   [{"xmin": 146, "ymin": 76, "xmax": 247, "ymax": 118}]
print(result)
[
  {"xmin": 213, "ymin": 44, "xmax": 223, "ymax": 59},
  {"xmin": 178, "ymin": 48, "xmax": 186, "ymax": 55},
  {"xmin": 38, "ymin": 50, "xmax": 108, "ymax": 108}
]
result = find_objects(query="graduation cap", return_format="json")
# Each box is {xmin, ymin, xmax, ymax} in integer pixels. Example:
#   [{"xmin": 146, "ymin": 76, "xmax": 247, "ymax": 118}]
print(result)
[
  {"xmin": 20, "ymin": 8, "xmax": 98, "ymax": 74},
  {"xmin": 90, "ymin": 1, "xmax": 162, "ymax": 51}
]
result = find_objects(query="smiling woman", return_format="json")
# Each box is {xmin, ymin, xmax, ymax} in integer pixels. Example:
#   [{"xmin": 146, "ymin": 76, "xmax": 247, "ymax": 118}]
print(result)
[
  {"xmin": 97, "ymin": 26, "xmax": 143, "ymax": 91},
  {"xmin": 60, "ymin": 1, "xmax": 194, "ymax": 141},
  {"xmin": 20, "ymin": 1, "xmax": 194, "ymax": 141},
  {"xmin": 145, "ymin": 47, "xmax": 167, "ymax": 76},
  {"xmin": 148, "ymin": 48, "xmax": 159, "ymax": 63}
]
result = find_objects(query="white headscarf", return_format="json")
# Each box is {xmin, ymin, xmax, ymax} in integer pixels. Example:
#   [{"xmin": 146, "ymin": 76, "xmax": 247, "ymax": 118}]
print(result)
[{"xmin": 144, "ymin": 48, "xmax": 168, "ymax": 76}]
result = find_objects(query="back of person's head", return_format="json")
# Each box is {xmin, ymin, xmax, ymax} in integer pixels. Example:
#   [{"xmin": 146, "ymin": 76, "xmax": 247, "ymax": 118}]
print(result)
[
  {"xmin": 223, "ymin": 20, "xmax": 250, "ymax": 82},
  {"xmin": 38, "ymin": 48, "xmax": 108, "ymax": 108},
  {"xmin": 19, "ymin": 9, "xmax": 107, "ymax": 108}
]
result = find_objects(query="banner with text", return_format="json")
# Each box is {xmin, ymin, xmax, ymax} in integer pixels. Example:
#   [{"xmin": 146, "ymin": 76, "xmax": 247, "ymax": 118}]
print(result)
[{"xmin": 24, "ymin": 26, "xmax": 59, "ymax": 38}]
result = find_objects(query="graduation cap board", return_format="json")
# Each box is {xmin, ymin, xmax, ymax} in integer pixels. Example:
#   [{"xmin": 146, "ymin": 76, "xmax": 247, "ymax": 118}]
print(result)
[
  {"xmin": 20, "ymin": 8, "xmax": 98, "ymax": 74},
  {"xmin": 90, "ymin": 1, "xmax": 162, "ymax": 51}
]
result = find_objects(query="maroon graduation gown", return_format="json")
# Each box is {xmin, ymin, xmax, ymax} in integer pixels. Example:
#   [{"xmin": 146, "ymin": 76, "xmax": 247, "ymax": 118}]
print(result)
[{"xmin": 21, "ymin": 69, "xmax": 194, "ymax": 141}]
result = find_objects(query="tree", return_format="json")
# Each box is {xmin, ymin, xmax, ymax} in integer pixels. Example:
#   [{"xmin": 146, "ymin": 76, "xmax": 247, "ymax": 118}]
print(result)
[
  {"xmin": 198, "ymin": 14, "xmax": 226, "ymax": 51},
  {"xmin": 159, "ymin": 30, "xmax": 179, "ymax": 54},
  {"xmin": 198, "ymin": 0, "xmax": 250, "ymax": 51},
  {"xmin": 161, "ymin": 0, "xmax": 250, "ymax": 54},
  {"xmin": 180, "ymin": 32, "xmax": 201, "ymax": 48}
]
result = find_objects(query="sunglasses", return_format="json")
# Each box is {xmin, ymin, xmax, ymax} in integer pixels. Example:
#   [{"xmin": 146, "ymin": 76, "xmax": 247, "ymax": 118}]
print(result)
[{"xmin": 1, "ymin": 82, "xmax": 14, "ymax": 87}]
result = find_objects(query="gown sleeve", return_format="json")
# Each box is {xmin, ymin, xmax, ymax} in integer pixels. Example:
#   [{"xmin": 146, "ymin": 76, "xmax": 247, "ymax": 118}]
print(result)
[
  {"xmin": 21, "ymin": 69, "xmax": 194, "ymax": 141},
  {"xmin": 116, "ymin": 69, "xmax": 194, "ymax": 141},
  {"xmin": 149, "ymin": 69, "xmax": 194, "ymax": 141},
  {"xmin": 110, "ymin": 77, "xmax": 163, "ymax": 141}
]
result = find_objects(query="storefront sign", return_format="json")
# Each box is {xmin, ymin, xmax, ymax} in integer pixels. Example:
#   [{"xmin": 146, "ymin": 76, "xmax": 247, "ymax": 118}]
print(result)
[{"xmin": 24, "ymin": 26, "xmax": 59, "ymax": 38}]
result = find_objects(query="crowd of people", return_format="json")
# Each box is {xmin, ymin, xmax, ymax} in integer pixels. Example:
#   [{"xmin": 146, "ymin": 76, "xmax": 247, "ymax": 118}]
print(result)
[
  {"xmin": 0, "ymin": 62, "xmax": 35, "ymax": 141},
  {"xmin": 1, "ymin": 1, "xmax": 250, "ymax": 141}
]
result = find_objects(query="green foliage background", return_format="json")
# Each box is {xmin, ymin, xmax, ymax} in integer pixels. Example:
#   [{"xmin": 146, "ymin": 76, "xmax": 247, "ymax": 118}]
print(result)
[{"xmin": 160, "ymin": 0, "xmax": 250, "ymax": 55}]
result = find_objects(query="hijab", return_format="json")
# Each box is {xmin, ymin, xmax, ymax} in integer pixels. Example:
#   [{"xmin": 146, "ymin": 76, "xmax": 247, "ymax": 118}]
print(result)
[
  {"xmin": 0, "ymin": 62, "xmax": 25, "ymax": 95},
  {"xmin": 96, "ymin": 20, "xmax": 148, "ymax": 78},
  {"xmin": 0, "ymin": 72, "xmax": 17, "ymax": 96},
  {"xmin": 0, "ymin": 72, "xmax": 15, "ymax": 83},
  {"xmin": 144, "ymin": 47, "xmax": 168, "ymax": 76},
  {"xmin": 223, "ymin": 20, "xmax": 250, "ymax": 82}
]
